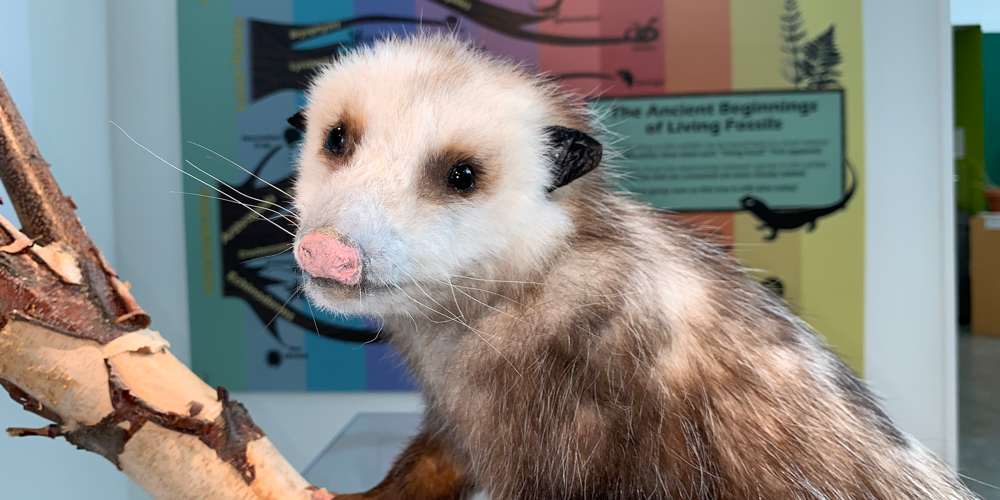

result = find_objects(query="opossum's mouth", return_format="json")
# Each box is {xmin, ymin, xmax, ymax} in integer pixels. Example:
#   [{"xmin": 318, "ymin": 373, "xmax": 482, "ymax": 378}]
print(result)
[
  {"xmin": 305, "ymin": 275, "xmax": 391, "ymax": 295},
  {"xmin": 301, "ymin": 272, "xmax": 434, "ymax": 317}
]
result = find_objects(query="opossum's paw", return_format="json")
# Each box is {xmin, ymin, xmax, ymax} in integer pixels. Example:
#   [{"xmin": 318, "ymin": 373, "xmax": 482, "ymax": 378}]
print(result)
[
  {"xmin": 317, "ymin": 492, "xmax": 374, "ymax": 500},
  {"xmin": 310, "ymin": 487, "xmax": 337, "ymax": 500}
]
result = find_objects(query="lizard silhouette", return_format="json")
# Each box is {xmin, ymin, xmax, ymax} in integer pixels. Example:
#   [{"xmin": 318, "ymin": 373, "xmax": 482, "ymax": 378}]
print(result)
[{"xmin": 739, "ymin": 160, "xmax": 857, "ymax": 241}]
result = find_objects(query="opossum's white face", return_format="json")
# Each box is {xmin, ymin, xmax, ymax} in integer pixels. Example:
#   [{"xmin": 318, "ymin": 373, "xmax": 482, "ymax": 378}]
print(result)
[{"xmin": 291, "ymin": 36, "xmax": 601, "ymax": 317}]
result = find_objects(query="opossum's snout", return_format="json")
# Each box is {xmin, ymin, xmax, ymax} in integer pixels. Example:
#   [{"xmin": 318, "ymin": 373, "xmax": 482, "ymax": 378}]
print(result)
[{"xmin": 295, "ymin": 231, "xmax": 362, "ymax": 286}]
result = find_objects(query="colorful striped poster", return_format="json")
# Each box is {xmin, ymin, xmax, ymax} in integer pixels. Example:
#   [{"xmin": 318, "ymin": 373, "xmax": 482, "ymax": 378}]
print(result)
[{"xmin": 178, "ymin": 0, "xmax": 864, "ymax": 392}]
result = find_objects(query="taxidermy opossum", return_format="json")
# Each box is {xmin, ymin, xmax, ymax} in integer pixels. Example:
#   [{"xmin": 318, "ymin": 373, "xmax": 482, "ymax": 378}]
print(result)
[{"xmin": 289, "ymin": 34, "xmax": 977, "ymax": 500}]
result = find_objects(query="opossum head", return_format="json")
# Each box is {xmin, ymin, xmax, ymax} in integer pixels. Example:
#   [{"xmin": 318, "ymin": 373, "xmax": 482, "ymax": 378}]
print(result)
[{"xmin": 291, "ymin": 35, "xmax": 602, "ymax": 316}]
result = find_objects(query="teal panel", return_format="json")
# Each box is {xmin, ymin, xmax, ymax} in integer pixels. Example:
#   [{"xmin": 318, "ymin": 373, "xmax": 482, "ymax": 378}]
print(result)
[
  {"xmin": 591, "ymin": 90, "xmax": 845, "ymax": 211},
  {"xmin": 179, "ymin": 0, "xmax": 246, "ymax": 389}
]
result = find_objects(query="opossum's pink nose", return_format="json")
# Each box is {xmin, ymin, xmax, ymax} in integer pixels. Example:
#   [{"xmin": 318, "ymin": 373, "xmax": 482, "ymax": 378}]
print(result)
[{"xmin": 295, "ymin": 232, "xmax": 361, "ymax": 286}]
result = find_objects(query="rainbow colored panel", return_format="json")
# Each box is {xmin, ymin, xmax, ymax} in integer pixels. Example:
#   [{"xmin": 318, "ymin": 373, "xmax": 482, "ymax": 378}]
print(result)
[{"xmin": 178, "ymin": 0, "xmax": 865, "ymax": 391}]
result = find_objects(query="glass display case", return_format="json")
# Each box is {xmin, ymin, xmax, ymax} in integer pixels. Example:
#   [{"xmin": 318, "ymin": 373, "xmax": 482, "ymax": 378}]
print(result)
[{"xmin": 302, "ymin": 412, "xmax": 422, "ymax": 493}]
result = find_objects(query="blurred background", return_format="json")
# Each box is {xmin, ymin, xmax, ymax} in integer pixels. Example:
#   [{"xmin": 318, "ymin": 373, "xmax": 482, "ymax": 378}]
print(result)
[{"xmin": 0, "ymin": 0, "xmax": 996, "ymax": 498}]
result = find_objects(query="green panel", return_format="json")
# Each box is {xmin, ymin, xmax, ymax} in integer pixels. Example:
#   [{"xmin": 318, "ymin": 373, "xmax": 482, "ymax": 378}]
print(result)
[
  {"xmin": 178, "ymin": 0, "xmax": 246, "ymax": 389},
  {"xmin": 590, "ymin": 90, "xmax": 845, "ymax": 212},
  {"xmin": 983, "ymin": 33, "xmax": 1000, "ymax": 187},
  {"xmin": 954, "ymin": 26, "xmax": 987, "ymax": 214}
]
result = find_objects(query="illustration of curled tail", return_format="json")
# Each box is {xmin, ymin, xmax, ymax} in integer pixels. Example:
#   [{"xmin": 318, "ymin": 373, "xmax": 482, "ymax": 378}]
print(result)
[
  {"xmin": 834, "ymin": 159, "xmax": 857, "ymax": 211},
  {"xmin": 740, "ymin": 159, "xmax": 858, "ymax": 241}
]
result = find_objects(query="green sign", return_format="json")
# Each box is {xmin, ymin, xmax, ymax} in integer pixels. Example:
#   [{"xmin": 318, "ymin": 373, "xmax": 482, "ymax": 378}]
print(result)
[{"xmin": 590, "ymin": 90, "xmax": 845, "ymax": 212}]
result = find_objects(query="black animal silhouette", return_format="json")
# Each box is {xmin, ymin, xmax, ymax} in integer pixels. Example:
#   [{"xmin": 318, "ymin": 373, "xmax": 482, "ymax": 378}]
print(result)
[
  {"xmin": 429, "ymin": 0, "xmax": 659, "ymax": 46},
  {"xmin": 554, "ymin": 69, "xmax": 634, "ymax": 87},
  {"xmin": 740, "ymin": 160, "xmax": 856, "ymax": 241},
  {"xmin": 249, "ymin": 17, "xmax": 458, "ymax": 101},
  {"xmin": 760, "ymin": 276, "xmax": 785, "ymax": 297}
]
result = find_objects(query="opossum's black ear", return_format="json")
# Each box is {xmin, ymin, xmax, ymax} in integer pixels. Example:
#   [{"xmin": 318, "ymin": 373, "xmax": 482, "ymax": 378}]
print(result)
[
  {"xmin": 287, "ymin": 111, "xmax": 306, "ymax": 131},
  {"xmin": 545, "ymin": 125, "xmax": 602, "ymax": 193}
]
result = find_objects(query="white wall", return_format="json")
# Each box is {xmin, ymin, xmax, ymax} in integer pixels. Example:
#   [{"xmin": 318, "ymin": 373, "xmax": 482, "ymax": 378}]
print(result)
[
  {"xmin": 26, "ymin": 0, "xmax": 117, "ymax": 261},
  {"xmin": 0, "ymin": 1, "xmax": 126, "ymax": 499},
  {"xmin": 864, "ymin": 0, "xmax": 958, "ymax": 465},
  {"xmin": 0, "ymin": 0, "xmax": 30, "ymax": 227},
  {"xmin": 952, "ymin": 0, "xmax": 1000, "ymax": 31},
  {"xmin": 106, "ymin": 0, "xmax": 190, "ymax": 366}
]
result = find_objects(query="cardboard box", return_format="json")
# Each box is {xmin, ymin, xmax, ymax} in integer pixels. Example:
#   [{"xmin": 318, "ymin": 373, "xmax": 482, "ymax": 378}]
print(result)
[{"xmin": 971, "ymin": 214, "xmax": 1000, "ymax": 336}]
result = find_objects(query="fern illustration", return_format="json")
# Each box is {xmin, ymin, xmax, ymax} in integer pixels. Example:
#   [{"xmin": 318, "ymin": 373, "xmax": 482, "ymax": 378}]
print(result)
[
  {"xmin": 801, "ymin": 26, "xmax": 843, "ymax": 89},
  {"xmin": 780, "ymin": 1, "xmax": 844, "ymax": 90},
  {"xmin": 780, "ymin": 0, "xmax": 808, "ymax": 88}
]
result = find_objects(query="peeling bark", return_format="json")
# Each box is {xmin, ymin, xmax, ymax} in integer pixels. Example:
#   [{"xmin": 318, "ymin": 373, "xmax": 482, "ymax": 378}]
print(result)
[{"xmin": 0, "ymin": 74, "xmax": 323, "ymax": 499}]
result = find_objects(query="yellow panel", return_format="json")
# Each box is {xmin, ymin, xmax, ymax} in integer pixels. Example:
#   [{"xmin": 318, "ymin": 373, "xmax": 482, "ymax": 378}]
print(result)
[
  {"xmin": 795, "ymin": 0, "xmax": 866, "ymax": 374},
  {"xmin": 730, "ymin": 0, "xmax": 804, "ymax": 313},
  {"xmin": 730, "ymin": 0, "xmax": 865, "ymax": 374},
  {"xmin": 730, "ymin": 0, "xmax": 787, "ymax": 90},
  {"xmin": 734, "ymin": 212, "xmax": 803, "ymax": 307}
]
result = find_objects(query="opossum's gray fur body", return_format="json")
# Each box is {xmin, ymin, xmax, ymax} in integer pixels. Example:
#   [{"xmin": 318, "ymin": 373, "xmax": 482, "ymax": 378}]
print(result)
[{"xmin": 292, "ymin": 34, "xmax": 978, "ymax": 499}]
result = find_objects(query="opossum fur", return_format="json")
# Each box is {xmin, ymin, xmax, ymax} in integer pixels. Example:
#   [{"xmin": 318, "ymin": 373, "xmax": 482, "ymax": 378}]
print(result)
[{"xmin": 291, "ymin": 34, "xmax": 977, "ymax": 500}]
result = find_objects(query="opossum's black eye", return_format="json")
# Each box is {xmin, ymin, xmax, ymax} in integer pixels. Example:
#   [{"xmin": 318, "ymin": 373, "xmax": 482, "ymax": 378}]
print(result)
[
  {"xmin": 324, "ymin": 124, "xmax": 346, "ymax": 155},
  {"xmin": 446, "ymin": 162, "xmax": 475, "ymax": 192}
]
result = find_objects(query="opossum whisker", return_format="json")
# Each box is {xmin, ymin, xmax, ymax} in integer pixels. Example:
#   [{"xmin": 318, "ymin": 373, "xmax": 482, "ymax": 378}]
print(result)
[
  {"xmin": 184, "ymin": 159, "xmax": 296, "ymax": 238},
  {"xmin": 390, "ymin": 262, "xmax": 464, "ymax": 321},
  {"xmin": 449, "ymin": 280, "xmax": 529, "ymax": 325},
  {"xmin": 201, "ymin": 155, "xmax": 300, "ymax": 215},
  {"xmin": 407, "ymin": 263, "xmax": 528, "ymax": 324},
  {"xmin": 171, "ymin": 191, "xmax": 301, "ymax": 228},
  {"xmin": 258, "ymin": 285, "xmax": 301, "ymax": 337},
  {"xmin": 389, "ymin": 281, "xmax": 463, "ymax": 324},
  {"xmin": 957, "ymin": 473, "xmax": 1000, "ymax": 491},
  {"xmin": 449, "ymin": 282, "xmax": 536, "ymax": 308},
  {"xmin": 446, "ymin": 282, "xmax": 550, "ymax": 322},
  {"xmin": 448, "ymin": 278, "xmax": 613, "ymax": 345},
  {"xmin": 241, "ymin": 246, "xmax": 293, "ymax": 264},
  {"xmin": 353, "ymin": 280, "xmax": 384, "ymax": 348},
  {"xmin": 447, "ymin": 273, "xmax": 548, "ymax": 287},
  {"xmin": 409, "ymin": 262, "xmax": 468, "ymax": 322},
  {"xmin": 302, "ymin": 293, "xmax": 321, "ymax": 337},
  {"xmin": 188, "ymin": 140, "xmax": 295, "ymax": 199},
  {"xmin": 444, "ymin": 274, "xmax": 466, "ymax": 322},
  {"xmin": 389, "ymin": 280, "xmax": 523, "ymax": 377},
  {"xmin": 110, "ymin": 121, "xmax": 297, "ymax": 239},
  {"xmin": 359, "ymin": 321, "xmax": 387, "ymax": 348}
]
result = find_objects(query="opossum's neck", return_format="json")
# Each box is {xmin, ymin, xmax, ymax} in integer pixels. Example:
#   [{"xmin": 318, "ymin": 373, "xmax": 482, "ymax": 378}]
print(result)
[{"xmin": 383, "ymin": 178, "xmax": 691, "ymax": 389}]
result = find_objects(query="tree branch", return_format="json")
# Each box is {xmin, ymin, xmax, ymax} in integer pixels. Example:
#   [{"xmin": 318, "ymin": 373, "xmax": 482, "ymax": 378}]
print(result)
[{"xmin": 0, "ymin": 73, "xmax": 323, "ymax": 499}]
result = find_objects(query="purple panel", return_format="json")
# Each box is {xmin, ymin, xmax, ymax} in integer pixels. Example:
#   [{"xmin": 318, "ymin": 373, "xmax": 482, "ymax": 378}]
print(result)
[
  {"xmin": 365, "ymin": 343, "xmax": 419, "ymax": 391},
  {"xmin": 470, "ymin": 0, "xmax": 539, "ymax": 69},
  {"xmin": 415, "ymin": 0, "xmax": 477, "ymax": 37}
]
